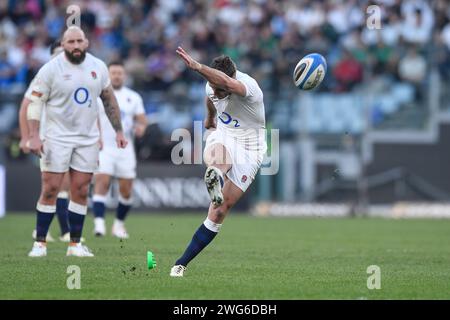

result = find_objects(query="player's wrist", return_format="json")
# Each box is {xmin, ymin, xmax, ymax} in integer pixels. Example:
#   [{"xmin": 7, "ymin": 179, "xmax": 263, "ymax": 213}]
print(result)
[
  {"xmin": 28, "ymin": 133, "xmax": 39, "ymax": 139},
  {"xmin": 207, "ymin": 111, "xmax": 216, "ymax": 118},
  {"xmin": 194, "ymin": 62, "xmax": 203, "ymax": 72}
]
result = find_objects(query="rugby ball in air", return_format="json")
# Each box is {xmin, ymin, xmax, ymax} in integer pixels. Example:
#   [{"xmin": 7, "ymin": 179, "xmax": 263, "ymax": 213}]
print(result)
[{"xmin": 293, "ymin": 53, "xmax": 327, "ymax": 90}]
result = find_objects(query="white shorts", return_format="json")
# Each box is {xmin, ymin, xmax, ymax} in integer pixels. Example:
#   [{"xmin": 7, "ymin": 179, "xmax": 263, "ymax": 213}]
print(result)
[
  {"xmin": 204, "ymin": 129, "xmax": 267, "ymax": 192},
  {"xmin": 97, "ymin": 147, "xmax": 137, "ymax": 179},
  {"xmin": 40, "ymin": 139, "xmax": 99, "ymax": 173}
]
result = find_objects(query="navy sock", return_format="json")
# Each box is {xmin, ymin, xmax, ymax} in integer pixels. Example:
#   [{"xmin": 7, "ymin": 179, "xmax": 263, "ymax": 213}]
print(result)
[
  {"xmin": 36, "ymin": 209, "xmax": 55, "ymax": 242},
  {"xmin": 92, "ymin": 201, "xmax": 105, "ymax": 218},
  {"xmin": 68, "ymin": 211, "xmax": 85, "ymax": 243},
  {"xmin": 56, "ymin": 197, "xmax": 70, "ymax": 235},
  {"xmin": 175, "ymin": 224, "xmax": 218, "ymax": 267},
  {"xmin": 116, "ymin": 202, "xmax": 131, "ymax": 221}
]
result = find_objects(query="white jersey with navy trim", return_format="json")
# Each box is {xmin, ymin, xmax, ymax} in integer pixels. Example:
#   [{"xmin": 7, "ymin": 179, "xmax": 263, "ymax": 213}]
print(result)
[
  {"xmin": 205, "ymin": 70, "xmax": 266, "ymax": 151},
  {"xmin": 29, "ymin": 52, "xmax": 110, "ymax": 146}
]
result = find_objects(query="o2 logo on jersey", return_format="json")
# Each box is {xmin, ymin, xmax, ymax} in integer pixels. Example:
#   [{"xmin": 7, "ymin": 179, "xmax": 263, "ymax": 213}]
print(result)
[
  {"xmin": 73, "ymin": 87, "xmax": 91, "ymax": 107},
  {"xmin": 218, "ymin": 112, "xmax": 240, "ymax": 127}
]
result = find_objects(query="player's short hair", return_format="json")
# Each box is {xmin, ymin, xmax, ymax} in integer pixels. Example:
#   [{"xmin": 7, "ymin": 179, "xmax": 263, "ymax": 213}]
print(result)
[
  {"xmin": 210, "ymin": 55, "xmax": 236, "ymax": 77},
  {"xmin": 50, "ymin": 39, "xmax": 61, "ymax": 55},
  {"xmin": 108, "ymin": 60, "xmax": 125, "ymax": 68}
]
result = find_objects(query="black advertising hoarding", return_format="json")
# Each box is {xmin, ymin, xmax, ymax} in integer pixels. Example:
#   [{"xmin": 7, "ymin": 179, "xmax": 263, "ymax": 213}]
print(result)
[
  {"xmin": 113, "ymin": 163, "xmax": 211, "ymax": 210},
  {"xmin": 5, "ymin": 162, "xmax": 249, "ymax": 212},
  {"xmin": 5, "ymin": 161, "xmax": 41, "ymax": 212}
]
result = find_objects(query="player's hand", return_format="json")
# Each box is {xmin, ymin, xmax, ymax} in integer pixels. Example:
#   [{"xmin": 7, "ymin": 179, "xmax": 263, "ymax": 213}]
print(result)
[
  {"xmin": 176, "ymin": 46, "xmax": 202, "ymax": 71},
  {"xmin": 98, "ymin": 137, "xmax": 103, "ymax": 151},
  {"xmin": 134, "ymin": 123, "xmax": 146, "ymax": 138},
  {"xmin": 116, "ymin": 131, "xmax": 128, "ymax": 149},
  {"xmin": 26, "ymin": 136, "xmax": 44, "ymax": 157},
  {"xmin": 204, "ymin": 117, "xmax": 216, "ymax": 130},
  {"xmin": 19, "ymin": 138, "xmax": 30, "ymax": 154}
]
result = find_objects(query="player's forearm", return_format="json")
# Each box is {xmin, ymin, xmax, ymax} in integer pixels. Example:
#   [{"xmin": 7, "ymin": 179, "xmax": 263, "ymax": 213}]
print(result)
[
  {"xmin": 206, "ymin": 97, "xmax": 216, "ymax": 119},
  {"xmin": 100, "ymin": 86, "xmax": 123, "ymax": 132},
  {"xmin": 136, "ymin": 114, "xmax": 148, "ymax": 128},
  {"xmin": 19, "ymin": 98, "xmax": 31, "ymax": 139},
  {"xmin": 27, "ymin": 120, "xmax": 40, "ymax": 138},
  {"xmin": 27, "ymin": 98, "xmax": 43, "ymax": 137},
  {"xmin": 196, "ymin": 64, "xmax": 232, "ymax": 90}
]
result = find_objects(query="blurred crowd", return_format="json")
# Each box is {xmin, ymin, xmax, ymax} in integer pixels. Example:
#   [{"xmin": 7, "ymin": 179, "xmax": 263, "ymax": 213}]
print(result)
[
  {"xmin": 2, "ymin": 0, "xmax": 450, "ymax": 91},
  {"xmin": 1, "ymin": 0, "xmax": 450, "ymax": 159}
]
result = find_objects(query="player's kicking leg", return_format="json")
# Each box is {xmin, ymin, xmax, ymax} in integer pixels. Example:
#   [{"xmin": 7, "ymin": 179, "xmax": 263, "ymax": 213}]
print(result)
[
  {"xmin": 66, "ymin": 168, "xmax": 94, "ymax": 257},
  {"xmin": 111, "ymin": 178, "xmax": 133, "ymax": 239},
  {"xmin": 170, "ymin": 177, "xmax": 244, "ymax": 277},
  {"xmin": 171, "ymin": 143, "xmax": 243, "ymax": 277},
  {"xmin": 203, "ymin": 142, "xmax": 232, "ymax": 207},
  {"xmin": 29, "ymin": 172, "xmax": 65, "ymax": 257},
  {"xmin": 92, "ymin": 173, "xmax": 111, "ymax": 236}
]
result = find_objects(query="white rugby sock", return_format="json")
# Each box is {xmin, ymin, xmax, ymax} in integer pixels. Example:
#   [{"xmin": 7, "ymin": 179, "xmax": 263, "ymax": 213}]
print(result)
[{"xmin": 203, "ymin": 218, "xmax": 222, "ymax": 233}]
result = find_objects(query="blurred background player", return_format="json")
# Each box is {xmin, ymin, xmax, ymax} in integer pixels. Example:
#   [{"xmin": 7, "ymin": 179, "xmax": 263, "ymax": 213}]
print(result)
[
  {"xmin": 27, "ymin": 26, "xmax": 127, "ymax": 257},
  {"xmin": 18, "ymin": 39, "xmax": 72, "ymax": 242},
  {"xmin": 92, "ymin": 61, "xmax": 148, "ymax": 239},
  {"xmin": 170, "ymin": 47, "xmax": 266, "ymax": 277}
]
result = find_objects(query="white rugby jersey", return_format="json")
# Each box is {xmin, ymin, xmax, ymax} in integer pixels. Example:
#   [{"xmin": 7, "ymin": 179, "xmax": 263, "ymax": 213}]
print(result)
[
  {"xmin": 205, "ymin": 70, "xmax": 266, "ymax": 149},
  {"xmin": 29, "ymin": 52, "xmax": 110, "ymax": 146},
  {"xmin": 98, "ymin": 86, "xmax": 145, "ymax": 151}
]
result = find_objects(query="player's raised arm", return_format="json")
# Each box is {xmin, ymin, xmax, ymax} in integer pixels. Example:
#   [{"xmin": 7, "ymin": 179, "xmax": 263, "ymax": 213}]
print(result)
[
  {"xmin": 176, "ymin": 46, "xmax": 247, "ymax": 97},
  {"xmin": 100, "ymin": 85, "xmax": 128, "ymax": 149}
]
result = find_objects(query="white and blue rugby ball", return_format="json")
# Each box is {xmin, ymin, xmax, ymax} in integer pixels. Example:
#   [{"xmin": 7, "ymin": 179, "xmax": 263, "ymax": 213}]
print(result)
[{"xmin": 293, "ymin": 53, "xmax": 327, "ymax": 90}]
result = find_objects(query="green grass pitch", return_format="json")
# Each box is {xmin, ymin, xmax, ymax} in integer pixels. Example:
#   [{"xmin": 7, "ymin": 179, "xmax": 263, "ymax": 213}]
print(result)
[{"xmin": 1, "ymin": 213, "xmax": 450, "ymax": 299}]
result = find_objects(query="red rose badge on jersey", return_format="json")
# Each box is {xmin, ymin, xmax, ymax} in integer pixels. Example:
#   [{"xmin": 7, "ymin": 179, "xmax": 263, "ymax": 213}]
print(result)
[
  {"xmin": 241, "ymin": 175, "xmax": 247, "ymax": 183},
  {"xmin": 91, "ymin": 71, "xmax": 97, "ymax": 79}
]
